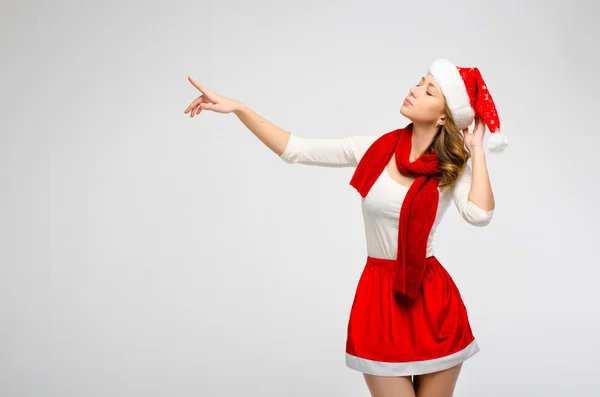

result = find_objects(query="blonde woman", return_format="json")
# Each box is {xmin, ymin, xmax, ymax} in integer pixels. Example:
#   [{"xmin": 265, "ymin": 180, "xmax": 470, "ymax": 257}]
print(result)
[{"xmin": 184, "ymin": 58, "xmax": 507, "ymax": 397}]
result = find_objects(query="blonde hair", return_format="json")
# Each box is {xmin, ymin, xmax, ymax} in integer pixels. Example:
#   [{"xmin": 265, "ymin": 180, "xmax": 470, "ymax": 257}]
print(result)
[{"xmin": 423, "ymin": 101, "xmax": 470, "ymax": 190}]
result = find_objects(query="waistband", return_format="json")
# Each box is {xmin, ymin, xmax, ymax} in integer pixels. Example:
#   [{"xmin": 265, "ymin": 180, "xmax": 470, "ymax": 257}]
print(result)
[{"xmin": 366, "ymin": 255, "xmax": 439, "ymax": 270}]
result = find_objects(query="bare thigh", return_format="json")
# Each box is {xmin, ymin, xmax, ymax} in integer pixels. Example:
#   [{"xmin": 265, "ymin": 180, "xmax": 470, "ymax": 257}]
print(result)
[
  {"xmin": 363, "ymin": 373, "xmax": 416, "ymax": 397},
  {"xmin": 413, "ymin": 362, "xmax": 463, "ymax": 397}
]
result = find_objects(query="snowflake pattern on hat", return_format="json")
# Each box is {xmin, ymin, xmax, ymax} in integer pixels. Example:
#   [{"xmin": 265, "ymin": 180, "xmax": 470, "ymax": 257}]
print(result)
[
  {"xmin": 458, "ymin": 66, "xmax": 507, "ymax": 152},
  {"xmin": 458, "ymin": 67, "xmax": 500, "ymax": 133},
  {"xmin": 429, "ymin": 59, "xmax": 508, "ymax": 153}
]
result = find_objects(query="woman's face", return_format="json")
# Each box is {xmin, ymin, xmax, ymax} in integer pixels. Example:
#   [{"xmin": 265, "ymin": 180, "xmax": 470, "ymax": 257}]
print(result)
[{"xmin": 400, "ymin": 73, "xmax": 446, "ymax": 125}]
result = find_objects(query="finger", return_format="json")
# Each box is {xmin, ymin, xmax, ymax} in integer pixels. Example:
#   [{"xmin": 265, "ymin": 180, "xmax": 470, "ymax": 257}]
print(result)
[
  {"xmin": 475, "ymin": 117, "xmax": 484, "ymax": 132},
  {"xmin": 184, "ymin": 97, "xmax": 202, "ymax": 114},
  {"xmin": 188, "ymin": 76, "xmax": 212, "ymax": 99},
  {"xmin": 191, "ymin": 103, "xmax": 202, "ymax": 117},
  {"xmin": 194, "ymin": 105, "xmax": 202, "ymax": 116},
  {"xmin": 204, "ymin": 102, "xmax": 218, "ymax": 111},
  {"xmin": 187, "ymin": 96, "xmax": 212, "ymax": 114}
]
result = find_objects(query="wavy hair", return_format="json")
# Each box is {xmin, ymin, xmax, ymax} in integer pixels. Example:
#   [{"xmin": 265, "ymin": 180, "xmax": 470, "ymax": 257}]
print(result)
[{"xmin": 422, "ymin": 101, "xmax": 471, "ymax": 190}]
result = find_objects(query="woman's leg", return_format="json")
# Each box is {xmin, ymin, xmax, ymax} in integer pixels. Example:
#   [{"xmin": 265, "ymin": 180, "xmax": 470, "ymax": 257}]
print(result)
[
  {"xmin": 362, "ymin": 373, "xmax": 416, "ymax": 397},
  {"xmin": 413, "ymin": 362, "xmax": 463, "ymax": 397}
]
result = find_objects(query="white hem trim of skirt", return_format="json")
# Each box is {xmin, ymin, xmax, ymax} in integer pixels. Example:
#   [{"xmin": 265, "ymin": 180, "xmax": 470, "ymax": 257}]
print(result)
[{"xmin": 345, "ymin": 339, "xmax": 480, "ymax": 376}]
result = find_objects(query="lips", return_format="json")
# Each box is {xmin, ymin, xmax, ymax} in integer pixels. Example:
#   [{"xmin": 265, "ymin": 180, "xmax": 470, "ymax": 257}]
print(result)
[{"xmin": 404, "ymin": 98, "xmax": 413, "ymax": 106}]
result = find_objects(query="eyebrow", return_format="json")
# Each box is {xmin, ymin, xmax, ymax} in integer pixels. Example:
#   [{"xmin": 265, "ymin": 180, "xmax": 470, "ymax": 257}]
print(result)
[{"xmin": 420, "ymin": 76, "xmax": 439, "ymax": 93}]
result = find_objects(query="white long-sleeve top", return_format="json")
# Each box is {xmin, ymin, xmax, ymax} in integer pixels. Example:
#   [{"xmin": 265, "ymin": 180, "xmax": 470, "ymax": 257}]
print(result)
[{"xmin": 279, "ymin": 133, "xmax": 494, "ymax": 260}]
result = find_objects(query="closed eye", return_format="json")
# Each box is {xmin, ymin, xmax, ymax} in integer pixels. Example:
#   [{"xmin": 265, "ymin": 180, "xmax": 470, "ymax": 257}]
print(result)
[{"xmin": 415, "ymin": 83, "xmax": 433, "ymax": 96}]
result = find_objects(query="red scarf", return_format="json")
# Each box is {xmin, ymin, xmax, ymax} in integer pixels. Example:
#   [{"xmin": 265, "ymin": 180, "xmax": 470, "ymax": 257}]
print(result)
[{"xmin": 349, "ymin": 123, "xmax": 442, "ymax": 300}]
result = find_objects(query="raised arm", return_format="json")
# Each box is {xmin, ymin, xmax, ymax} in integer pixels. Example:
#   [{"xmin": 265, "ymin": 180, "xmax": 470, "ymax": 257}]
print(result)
[
  {"xmin": 233, "ymin": 102, "xmax": 292, "ymax": 157},
  {"xmin": 233, "ymin": 102, "xmax": 377, "ymax": 167},
  {"xmin": 184, "ymin": 79, "xmax": 294, "ymax": 157},
  {"xmin": 182, "ymin": 80, "xmax": 378, "ymax": 168},
  {"xmin": 451, "ymin": 162, "xmax": 494, "ymax": 226},
  {"xmin": 279, "ymin": 134, "xmax": 378, "ymax": 168},
  {"xmin": 184, "ymin": 76, "xmax": 377, "ymax": 167}
]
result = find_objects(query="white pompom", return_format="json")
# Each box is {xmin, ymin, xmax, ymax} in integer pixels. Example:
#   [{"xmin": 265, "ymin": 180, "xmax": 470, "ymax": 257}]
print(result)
[{"xmin": 486, "ymin": 131, "xmax": 508, "ymax": 153}]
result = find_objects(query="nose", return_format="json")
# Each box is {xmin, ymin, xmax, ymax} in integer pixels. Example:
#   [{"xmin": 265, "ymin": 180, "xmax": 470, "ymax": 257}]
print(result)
[{"xmin": 409, "ymin": 87, "xmax": 416, "ymax": 97}]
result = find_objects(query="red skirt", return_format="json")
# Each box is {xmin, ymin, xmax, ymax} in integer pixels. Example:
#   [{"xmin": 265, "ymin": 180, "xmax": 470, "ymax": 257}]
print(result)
[{"xmin": 345, "ymin": 255, "xmax": 480, "ymax": 376}]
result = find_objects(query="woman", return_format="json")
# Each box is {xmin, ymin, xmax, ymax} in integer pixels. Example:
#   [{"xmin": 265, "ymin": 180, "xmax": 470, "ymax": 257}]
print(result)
[{"xmin": 184, "ymin": 58, "xmax": 508, "ymax": 397}]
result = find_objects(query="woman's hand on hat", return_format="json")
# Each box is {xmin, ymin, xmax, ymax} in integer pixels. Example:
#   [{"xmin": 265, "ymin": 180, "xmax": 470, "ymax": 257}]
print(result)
[
  {"xmin": 184, "ymin": 76, "xmax": 241, "ymax": 116},
  {"xmin": 462, "ymin": 115, "xmax": 485, "ymax": 152}
]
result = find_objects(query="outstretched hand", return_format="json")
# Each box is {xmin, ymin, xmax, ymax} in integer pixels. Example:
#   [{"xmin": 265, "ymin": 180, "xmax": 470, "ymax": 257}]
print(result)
[
  {"xmin": 462, "ymin": 115, "xmax": 485, "ymax": 152},
  {"xmin": 184, "ymin": 77, "xmax": 240, "ymax": 117}
]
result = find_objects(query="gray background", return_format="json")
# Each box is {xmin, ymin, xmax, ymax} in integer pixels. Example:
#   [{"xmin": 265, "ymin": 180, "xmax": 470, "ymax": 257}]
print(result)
[{"xmin": 2, "ymin": 0, "xmax": 598, "ymax": 396}]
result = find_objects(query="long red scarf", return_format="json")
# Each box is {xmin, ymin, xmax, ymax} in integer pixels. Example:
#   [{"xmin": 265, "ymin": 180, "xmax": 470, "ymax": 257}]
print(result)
[{"xmin": 349, "ymin": 123, "xmax": 442, "ymax": 300}]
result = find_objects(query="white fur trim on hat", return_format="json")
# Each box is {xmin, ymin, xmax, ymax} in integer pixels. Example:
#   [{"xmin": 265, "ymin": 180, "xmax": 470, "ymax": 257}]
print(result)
[
  {"xmin": 487, "ymin": 131, "xmax": 509, "ymax": 152},
  {"xmin": 427, "ymin": 59, "xmax": 474, "ymax": 131}
]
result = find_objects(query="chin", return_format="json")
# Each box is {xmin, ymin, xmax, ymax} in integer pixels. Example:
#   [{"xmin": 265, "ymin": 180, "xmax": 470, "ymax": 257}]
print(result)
[{"xmin": 399, "ymin": 106, "xmax": 411, "ymax": 119}]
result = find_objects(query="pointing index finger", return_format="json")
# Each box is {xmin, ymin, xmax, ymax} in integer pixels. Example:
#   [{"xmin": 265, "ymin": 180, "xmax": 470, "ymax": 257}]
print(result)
[{"xmin": 188, "ymin": 76, "xmax": 208, "ymax": 94}]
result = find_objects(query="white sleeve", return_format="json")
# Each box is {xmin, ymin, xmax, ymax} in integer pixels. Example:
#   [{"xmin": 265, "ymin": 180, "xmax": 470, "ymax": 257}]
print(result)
[
  {"xmin": 279, "ymin": 133, "xmax": 379, "ymax": 168},
  {"xmin": 451, "ymin": 162, "xmax": 494, "ymax": 226}
]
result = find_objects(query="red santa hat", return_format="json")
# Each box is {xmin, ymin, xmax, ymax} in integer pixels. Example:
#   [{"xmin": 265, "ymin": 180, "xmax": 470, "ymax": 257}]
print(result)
[{"xmin": 427, "ymin": 58, "xmax": 508, "ymax": 153}]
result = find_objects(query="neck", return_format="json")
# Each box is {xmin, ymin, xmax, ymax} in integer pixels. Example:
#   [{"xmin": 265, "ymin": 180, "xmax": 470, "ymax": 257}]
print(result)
[{"xmin": 410, "ymin": 122, "xmax": 439, "ymax": 159}]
